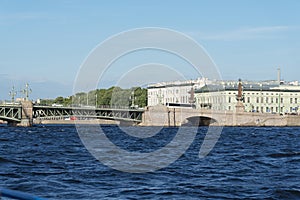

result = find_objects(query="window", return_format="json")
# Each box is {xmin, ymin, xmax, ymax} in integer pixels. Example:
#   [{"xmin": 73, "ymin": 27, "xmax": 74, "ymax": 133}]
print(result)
[
  {"xmin": 276, "ymin": 98, "xmax": 278, "ymax": 104},
  {"xmin": 295, "ymin": 98, "xmax": 298, "ymax": 104},
  {"xmin": 256, "ymin": 97, "xmax": 259, "ymax": 103},
  {"xmin": 271, "ymin": 97, "xmax": 273, "ymax": 103},
  {"xmin": 228, "ymin": 97, "xmax": 231, "ymax": 103},
  {"xmin": 228, "ymin": 106, "xmax": 231, "ymax": 110},
  {"xmin": 266, "ymin": 97, "xmax": 269, "ymax": 103},
  {"xmin": 281, "ymin": 98, "xmax": 283, "ymax": 104},
  {"xmin": 247, "ymin": 97, "xmax": 250, "ymax": 103},
  {"xmin": 261, "ymin": 97, "xmax": 264, "ymax": 103},
  {"xmin": 290, "ymin": 98, "xmax": 293, "ymax": 104}
]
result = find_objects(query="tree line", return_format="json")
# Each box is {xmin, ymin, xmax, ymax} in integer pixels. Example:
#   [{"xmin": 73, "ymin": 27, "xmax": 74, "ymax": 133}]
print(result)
[{"xmin": 39, "ymin": 87, "xmax": 147, "ymax": 108}]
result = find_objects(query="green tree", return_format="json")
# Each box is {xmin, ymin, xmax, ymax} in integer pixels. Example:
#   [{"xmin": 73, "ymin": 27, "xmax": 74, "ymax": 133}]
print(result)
[
  {"xmin": 54, "ymin": 96, "xmax": 64, "ymax": 104},
  {"xmin": 42, "ymin": 86, "xmax": 148, "ymax": 108}
]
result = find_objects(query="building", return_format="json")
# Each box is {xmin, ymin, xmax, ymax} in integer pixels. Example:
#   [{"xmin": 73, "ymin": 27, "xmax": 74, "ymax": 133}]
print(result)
[
  {"xmin": 147, "ymin": 69, "xmax": 300, "ymax": 115},
  {"xmin": 147, "ymin": 77, "xmax": 211, "ymax": 106},
  {"xmin": 195, "ymin": 79, "xmax": 300, "ymax": 114}
]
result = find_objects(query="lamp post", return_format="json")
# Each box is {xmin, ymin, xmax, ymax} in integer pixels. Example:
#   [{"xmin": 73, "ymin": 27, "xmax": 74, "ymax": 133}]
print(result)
[
  {"xmin": 21, "ymin": 83, "xmax": 32, "ymax": 101},
  {"xmin": 9, "ymin": 86, "xmax": 17, "ymax": 103}
]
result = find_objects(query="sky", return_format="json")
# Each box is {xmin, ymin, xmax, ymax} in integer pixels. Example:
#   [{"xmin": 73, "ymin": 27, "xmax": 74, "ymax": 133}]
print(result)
[{"xmin": 0, "ymin": 0, "xmax": 300, "ymax": 100}]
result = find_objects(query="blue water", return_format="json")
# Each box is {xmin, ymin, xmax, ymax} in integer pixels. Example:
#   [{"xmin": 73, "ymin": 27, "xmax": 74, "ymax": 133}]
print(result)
[{"xmin": 1, "ymin": 125, "xmax": 300, "ymax": 199}]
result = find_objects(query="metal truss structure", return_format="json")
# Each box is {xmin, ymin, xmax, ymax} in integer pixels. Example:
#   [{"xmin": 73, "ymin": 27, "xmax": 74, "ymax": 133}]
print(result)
[
  {"xmin": 33, "ymin": 106, "xmax": 144, "ymax": 122},
  {"xmin": 0, "ymin": 104, "xmax": 22, "ymax": 122}
]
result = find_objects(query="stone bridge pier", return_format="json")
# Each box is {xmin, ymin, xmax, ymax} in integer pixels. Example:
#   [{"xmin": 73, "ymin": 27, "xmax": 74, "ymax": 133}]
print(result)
[
  {"xmin": 19, "ymin": 101, "xmax": 33, "ymax": 127},
  {"xmin": 140, "ymin": 105, "xmax": 222, "ymax": 126}
]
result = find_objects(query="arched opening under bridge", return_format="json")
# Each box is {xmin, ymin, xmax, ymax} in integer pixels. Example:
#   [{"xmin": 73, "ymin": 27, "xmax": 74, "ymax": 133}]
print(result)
[{"xmin": 185, "ymin": 116, "xmax": 218, "ymax": 126}]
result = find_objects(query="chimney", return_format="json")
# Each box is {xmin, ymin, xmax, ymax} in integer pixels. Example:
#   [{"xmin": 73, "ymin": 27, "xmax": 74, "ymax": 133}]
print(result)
[{"xmin": 277, "ymin": 67, "xmax": 281, "ymax": 85}]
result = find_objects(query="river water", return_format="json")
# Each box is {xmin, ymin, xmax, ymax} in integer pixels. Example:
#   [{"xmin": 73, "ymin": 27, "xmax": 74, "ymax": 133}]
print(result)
[{"xmin": 0, "ymin": 125, "xmax": 299, "ymax": 199}]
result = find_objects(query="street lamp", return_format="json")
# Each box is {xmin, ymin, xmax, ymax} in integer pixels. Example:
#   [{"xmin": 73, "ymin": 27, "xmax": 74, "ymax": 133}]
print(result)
[
  {"xmin": 21, "ymin": 83, "xmax": 32, "ymax": 101},
  {"xmin": 9, "ymin": 86, "xmax": 17, "ymax": 103}
]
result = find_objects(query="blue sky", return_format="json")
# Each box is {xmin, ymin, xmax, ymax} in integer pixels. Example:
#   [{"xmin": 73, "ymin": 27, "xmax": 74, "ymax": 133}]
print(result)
[{"xmin": 0, "ymin": 0, "xmax": 299, "ymax": 100}]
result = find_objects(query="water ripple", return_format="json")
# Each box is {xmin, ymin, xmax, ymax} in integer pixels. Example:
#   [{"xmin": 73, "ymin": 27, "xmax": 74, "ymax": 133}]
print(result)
[{"xmin": 0, "ymin": 126, "xmax": 299, "ymax": 199}]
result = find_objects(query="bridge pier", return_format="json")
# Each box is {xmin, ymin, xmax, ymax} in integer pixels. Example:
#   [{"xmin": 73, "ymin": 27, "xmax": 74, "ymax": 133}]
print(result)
[{"xmin": 19, "ymin": 101, "xmax": 33, "ymax": 127}]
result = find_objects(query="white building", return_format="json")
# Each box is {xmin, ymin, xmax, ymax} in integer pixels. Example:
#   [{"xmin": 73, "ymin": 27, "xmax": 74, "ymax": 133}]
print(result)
[
  {"xmin": 195, "ymin": 80, "xmax": 300, "ymax": 114},
  {"xmin": 147, "ymin": 77, "xmax": 211, "ymax": 106},
  {"xmin": 147, "ymin": 74, "xmax": 300, "ymax": 115}
]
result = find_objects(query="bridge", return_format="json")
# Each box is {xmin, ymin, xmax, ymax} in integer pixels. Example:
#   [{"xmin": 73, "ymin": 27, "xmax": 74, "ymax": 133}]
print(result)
[
  {"xmin": 2, "ymin": 102, "xmax": 300, "ymax": 127},
  {"xmin": 0, "ymin": 101, "xmax": 144, "ymax": 126}
]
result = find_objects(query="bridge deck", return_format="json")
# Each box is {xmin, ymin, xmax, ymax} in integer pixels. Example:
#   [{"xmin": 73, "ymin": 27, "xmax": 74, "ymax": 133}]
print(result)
[{"xmin": 33, "ymin": 105, "xmax": 144, "ymax": 122}]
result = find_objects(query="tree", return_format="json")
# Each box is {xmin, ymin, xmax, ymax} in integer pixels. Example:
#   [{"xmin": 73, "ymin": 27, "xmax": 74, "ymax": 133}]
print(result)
[{"xmin": 41, "ymin": 86, "xmax": 148, "ymax": 108}]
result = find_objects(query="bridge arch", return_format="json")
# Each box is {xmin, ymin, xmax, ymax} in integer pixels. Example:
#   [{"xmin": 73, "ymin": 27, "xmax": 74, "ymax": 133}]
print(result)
[{"xmin": 185, "ymin": 116, "xmax": 218, "ymax": 126}]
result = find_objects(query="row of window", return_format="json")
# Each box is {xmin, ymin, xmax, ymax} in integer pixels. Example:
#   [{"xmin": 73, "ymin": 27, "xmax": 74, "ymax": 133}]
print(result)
[
  {"xmin": 198, "ymin": 96, "xmax": 299, "ymax": 104},
  {"xmin": 148, "ymin": 88, "xmax": 191, "ymax": 96},
  {"xmin": 238, "ymin": 97, "xmax": 297, "ymax": 104},
  {"xmin": 227, "ymin": 106, "xmax": 298, "ymax": 113},
  {"xmin": 228, "ymin": 92, "xmax": 298, "ymax": 96},
  {"xmin": 148, "ymin": 96, "xmax": 191, "ymax": 105}
]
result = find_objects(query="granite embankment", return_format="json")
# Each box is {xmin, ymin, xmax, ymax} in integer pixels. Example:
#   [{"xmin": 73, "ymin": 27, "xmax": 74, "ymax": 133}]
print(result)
[{"xmin": 140, "ymin": 106, "xmax": 300, "ymax": 126}]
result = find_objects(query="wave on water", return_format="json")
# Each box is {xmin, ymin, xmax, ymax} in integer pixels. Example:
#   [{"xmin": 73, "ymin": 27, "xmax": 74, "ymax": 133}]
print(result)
[
  {"xmin": 274, "ymin": 189, "xmax": 300, "ymax": 200},
  {"xmin": 0, "ymin": 126, "xmax": 299, "ymax": 199},
  {"xmin": 268, "ymin": 151, "xmax": 300, "ymax": 158}
]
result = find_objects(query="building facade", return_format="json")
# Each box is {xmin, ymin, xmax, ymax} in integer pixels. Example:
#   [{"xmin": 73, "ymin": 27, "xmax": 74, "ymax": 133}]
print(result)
[
  {"xmin": 148, "ymin": 77, "xmax": 300, "ymax": 115},
  {"xmin": 147, "ymin": 77, "xmax": 211, "ymax": 106},
  {"xmin": 195, "ymin": 80, "xmax": 300, "ymax": 114}
]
